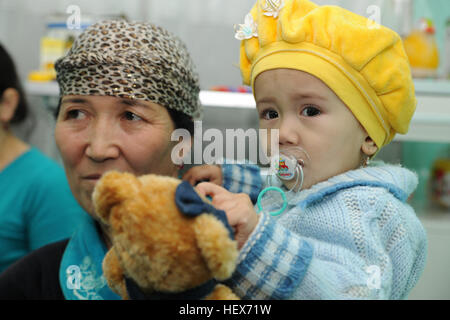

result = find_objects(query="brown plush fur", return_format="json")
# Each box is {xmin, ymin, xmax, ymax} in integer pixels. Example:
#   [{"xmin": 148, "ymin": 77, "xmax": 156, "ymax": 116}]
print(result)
[{"xmin": 92, "ymin": 171, "xmax": 239, "ymax": 300}]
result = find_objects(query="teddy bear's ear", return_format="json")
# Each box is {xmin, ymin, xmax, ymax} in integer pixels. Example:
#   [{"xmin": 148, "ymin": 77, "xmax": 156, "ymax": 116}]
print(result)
[
  {"xmin": 193, "ymin": 215, "xmax": 238, "ymax": 281},
  {"xmin": 93, "ymin": 171, "xmax": 140, "ymax": 222}
]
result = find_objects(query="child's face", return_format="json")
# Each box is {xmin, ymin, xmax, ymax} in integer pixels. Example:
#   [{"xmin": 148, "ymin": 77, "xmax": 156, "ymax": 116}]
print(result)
[{"xmin": 255, "ymin": 69, "xmax": 368, "ymax": 190}]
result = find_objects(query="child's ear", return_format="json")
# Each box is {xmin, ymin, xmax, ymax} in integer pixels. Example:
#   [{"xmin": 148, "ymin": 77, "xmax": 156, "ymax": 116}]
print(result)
[{"xmin": 361, "ymin": 136, "xmax": 378, "ymax": 157}]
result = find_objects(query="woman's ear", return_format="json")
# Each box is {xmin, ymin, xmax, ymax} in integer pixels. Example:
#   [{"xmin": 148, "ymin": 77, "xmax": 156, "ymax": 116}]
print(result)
[
  {"xmin": 361, "ymin": 136, "xmax": 378, "ymax": 157},
  {"xmin": 0, "ymin": 88, "xmax": 20, "ymax": 124}
]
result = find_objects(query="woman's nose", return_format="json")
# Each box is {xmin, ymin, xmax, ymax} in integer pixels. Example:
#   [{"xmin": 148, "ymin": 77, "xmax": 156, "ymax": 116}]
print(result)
[{"xmin": 85, "ymin": 120, "xmax": 120, "ymax": 162}]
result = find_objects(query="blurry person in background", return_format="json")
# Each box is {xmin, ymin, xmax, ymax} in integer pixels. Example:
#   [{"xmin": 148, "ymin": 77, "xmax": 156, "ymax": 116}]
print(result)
[{"xmin": 0, "ymin": 43, "xmax": 85, "ymax": 273}]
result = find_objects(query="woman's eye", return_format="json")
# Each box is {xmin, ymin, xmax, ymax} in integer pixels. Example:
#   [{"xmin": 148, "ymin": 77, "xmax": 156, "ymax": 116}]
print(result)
[
  {"xmin": 123, "ymin": 111, "xmax": 142, "ymax": 121},
  {"xmin": 66, "ymin": 109, "xmax": 86, "ymax": 120},
  {"xmin": 301, "ymin": 105, "xmax": 321, "ymax": 117},
  {"xmin": 261, "ymin": 109, "xmax": 279, "ymax": 120}
]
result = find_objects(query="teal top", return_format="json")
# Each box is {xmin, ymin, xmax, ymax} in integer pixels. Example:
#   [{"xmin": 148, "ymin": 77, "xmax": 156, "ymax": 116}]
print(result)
[{"xmin": 0, "ymin": 147, "xmax": 86, "ymax": 273}]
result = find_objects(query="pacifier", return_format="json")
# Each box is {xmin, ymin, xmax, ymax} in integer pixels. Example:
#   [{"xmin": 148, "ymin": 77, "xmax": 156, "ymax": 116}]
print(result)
[{"xmin": 257, "ymin": 147, "xmax": 310, "ymax": 216}]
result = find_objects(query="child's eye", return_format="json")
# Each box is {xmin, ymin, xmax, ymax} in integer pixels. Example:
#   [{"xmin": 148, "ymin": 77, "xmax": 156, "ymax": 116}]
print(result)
[
  {"xmin": 261, "ymin": 109, "xmax": 279, "ymax": 120},
  {"xmin": 65, "ymin": 109, "xmax": 86, "ymax": 120},
  {"xmin": 301, "ymin": 105, "xmax": 321, "ymax": 117},
  {"xmin": 123, "ymin": 111, "xmax": 142, "ymax": 121}
]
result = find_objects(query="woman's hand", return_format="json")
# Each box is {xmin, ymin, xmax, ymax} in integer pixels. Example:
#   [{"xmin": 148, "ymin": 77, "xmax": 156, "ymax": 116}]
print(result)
[
  {"xmin": 196, "ymin": 182, "xmax": 259, "ymax": 249},
  {"xmin": 183, "ymin": 164, "xmax": 223, "ymax": 186}
]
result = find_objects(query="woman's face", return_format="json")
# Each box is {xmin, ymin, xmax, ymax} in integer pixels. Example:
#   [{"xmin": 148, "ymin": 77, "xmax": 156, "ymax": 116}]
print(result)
[
  {"xmin": 55, "ymin": 95, "xmax": 178, "ymax": 215},
  {"xmin": 255, "ymin": 69, "xmax": 368, "ymax": 190}
]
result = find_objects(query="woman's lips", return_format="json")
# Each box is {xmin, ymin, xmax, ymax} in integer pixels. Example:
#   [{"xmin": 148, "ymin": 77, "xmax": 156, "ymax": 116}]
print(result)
[
  {"xmin": 80, "ymin": 175, "xmax": 102, "ymax": 190},
  {"xmin": 81, "ymin": 174, "xmax": 102, "ymax": 182}
]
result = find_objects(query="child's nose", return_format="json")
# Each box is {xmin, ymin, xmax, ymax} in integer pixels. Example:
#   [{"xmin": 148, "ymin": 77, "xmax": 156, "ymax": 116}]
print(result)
[{"xmin": 279, "ymin": 119, "xmax": 300, "ymax": 146}]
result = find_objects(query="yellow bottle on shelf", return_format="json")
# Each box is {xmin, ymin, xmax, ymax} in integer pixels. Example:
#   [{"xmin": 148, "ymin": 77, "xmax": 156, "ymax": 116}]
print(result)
[
  {"xmin": 445, "ymin": 18, "xmax": 450, "ymax": 79},
  {"xmin": 403, "ymin": 18, "xmax": 440, "ymax": 78},
  {"xmin": 431, "ymin": 156, "xmax": 450, "ymax": 211},
  {"xmin": 28, "ymin": 15, "xmax": 92, "ymax": 83},
  {"xmin": 40, "ymin": 35, "xmax": 67, "ymax": 79}
]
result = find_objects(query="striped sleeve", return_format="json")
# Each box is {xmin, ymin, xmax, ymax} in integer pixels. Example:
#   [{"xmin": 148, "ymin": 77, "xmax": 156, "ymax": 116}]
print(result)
[
  {"xmin": 222, "ymin": 164, "xmax": 263, "ymax": 204},
  {"xmin": 225, "ymin": 212, "xmax": 313, "ymax": 299}
]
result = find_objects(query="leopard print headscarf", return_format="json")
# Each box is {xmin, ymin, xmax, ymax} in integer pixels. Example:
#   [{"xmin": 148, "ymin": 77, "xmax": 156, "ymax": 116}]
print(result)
[{"xmin": 55, "ymin": 20, "xmax": 201, "ymax": 120}]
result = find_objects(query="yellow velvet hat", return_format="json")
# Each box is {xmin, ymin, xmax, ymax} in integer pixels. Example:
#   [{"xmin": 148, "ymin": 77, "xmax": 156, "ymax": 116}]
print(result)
[{"xmin": 236, "ymin": 0, "xmax": 416, "ymax": 148}]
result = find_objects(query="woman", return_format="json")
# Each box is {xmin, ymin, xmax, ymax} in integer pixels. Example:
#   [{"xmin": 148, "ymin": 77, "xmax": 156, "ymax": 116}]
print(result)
[
  {"xmin": 0, "ymin": 20, "xmax": 205, "ymax": 299},
  {"xmin": 0, "ymin": 44, "xmax": 85, "ymax": 273}
]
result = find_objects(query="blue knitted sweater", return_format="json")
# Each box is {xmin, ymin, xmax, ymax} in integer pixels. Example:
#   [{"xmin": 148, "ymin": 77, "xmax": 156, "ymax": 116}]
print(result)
[{"xmin": 221, "ymin": 162, "xmax": 427, "ymax": 299}]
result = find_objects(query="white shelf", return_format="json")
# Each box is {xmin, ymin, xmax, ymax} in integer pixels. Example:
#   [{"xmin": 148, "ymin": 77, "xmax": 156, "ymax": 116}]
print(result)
[
  {"xmin": 24, "ymin": 81, "xmax": 257, "ymax": 109},
  {"xmin": 25, "ymin": 81, "xmax": 60, "ymax": 96},
  {"xmin": 24, "ymin": 80, "xmax": 450, "ymax": 143},
  {"xmin": 413, "ymin": 79, "xmax": 450, "ymax": 96},
  {"xmin": 199, "ymin": 91, "xmax": 255, "ymax": 109},
  {"xmin": 396, "ymin": 94, "xmax": 450, "ymax": 143}
]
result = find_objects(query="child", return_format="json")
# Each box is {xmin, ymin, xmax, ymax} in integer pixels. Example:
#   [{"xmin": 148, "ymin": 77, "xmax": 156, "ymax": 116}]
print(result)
[{"xmin": 185, "ymin": 0, "xmax": 427, "ymax": 299}]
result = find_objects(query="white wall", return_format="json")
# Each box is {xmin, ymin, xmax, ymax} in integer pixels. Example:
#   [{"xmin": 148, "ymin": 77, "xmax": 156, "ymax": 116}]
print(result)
[
  {"xmin": 408, "ymin": 216, "xmax": 450, "ymax": 300},
  {"xmin": 0, "ymin": 0, "xmax": 399, "ymax": 89},
  {"xmin": 0, "ymin": 0, "xmax": 395, "ymax": 157},
  {"xmin": 0, "ymin": 0, "xmax": 143, "ymax": 84}
]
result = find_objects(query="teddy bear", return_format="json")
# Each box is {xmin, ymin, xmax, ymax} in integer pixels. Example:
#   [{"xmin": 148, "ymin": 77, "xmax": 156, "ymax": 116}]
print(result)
[{"xmin": 92, "ymin": 171, "xmax": 240, "ymax": 300}]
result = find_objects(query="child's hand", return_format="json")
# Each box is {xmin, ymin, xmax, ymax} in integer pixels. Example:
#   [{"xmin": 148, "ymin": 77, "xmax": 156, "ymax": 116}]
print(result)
[
  {"xmin": 196, "ymin": 182, "xmax": 259, "ymax": 249},
  {"xmin": 183, "ymin": 164, "xmax": 223, "ymax": 186}
]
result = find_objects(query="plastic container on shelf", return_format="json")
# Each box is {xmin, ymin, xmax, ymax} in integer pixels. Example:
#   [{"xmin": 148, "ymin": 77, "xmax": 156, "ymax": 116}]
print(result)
[
  {"xmin": 403, "ymin": 18, "xmax": 440, "ymax": 78},
  {"xmin": 445, "ymin": 18, "xmax": 450, "ymax": 80},
  {"xmin": 28, "ymin": 70, "xmax": 54, "ymax": 82},
  {"xmin": 40, "ymin": 23, "xmax": 68, "ymax": 79},
  {"xmin": 402, "ymin": 142, "xmax": 449, "ymax": 213},
  {"xmin": 209, "ymin": 85, "xmax": 252, "ymax": 93},
  {"xmin": 29, "ymin": 14, "xmax": 92, "ymax": 82},
  {"xmin": 431, "ymin": 147, "xmax": 450, "ymax": 211}
]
